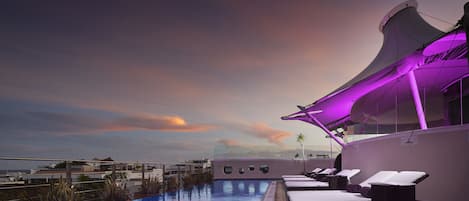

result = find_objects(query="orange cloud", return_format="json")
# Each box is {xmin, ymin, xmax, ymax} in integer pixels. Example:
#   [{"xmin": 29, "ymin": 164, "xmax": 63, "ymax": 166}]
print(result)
[
  {"xmin": 248, "ymin": 123, "xmax": 292, "ymax": 145},
  {"xmin": 108, "ymin": 114, "xmax": 215, "ymax": 132},
  {"xmin": 240, "ymin": 123, "xmax": 293, "ymax": 146},
  {"xmin": 217, "ymin": 139, "xmax": 242, "ymax": 147}
]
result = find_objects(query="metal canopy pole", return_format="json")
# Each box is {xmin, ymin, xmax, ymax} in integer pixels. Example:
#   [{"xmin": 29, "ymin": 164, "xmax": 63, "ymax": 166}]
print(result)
[
  {"xmin": 297, "ymin": 105, "xmax": 345, "ymax": 147},
  {"xmin": 408, "ymin": 70, "xmax": 428, "ymax": 129}
]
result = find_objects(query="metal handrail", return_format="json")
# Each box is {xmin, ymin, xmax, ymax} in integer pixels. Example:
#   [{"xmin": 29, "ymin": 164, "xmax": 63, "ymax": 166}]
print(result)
[
  {"xmin": 0, "ymin": 184, "xmax": 50, "ymax": 190},
  {"xmin": 75, "ymin": 188, "xmax": 103, "ymax": 194},
  {"xmin": 0, "ymin": 156, "xmax": 211, "ymax": 200},
  {"xmin": 72, "ymin": 180, "xmax": 105, "ymax": 185},
  {"xmin": 0, "ymin": 156, "xmax": 204, "ymax": 166}
]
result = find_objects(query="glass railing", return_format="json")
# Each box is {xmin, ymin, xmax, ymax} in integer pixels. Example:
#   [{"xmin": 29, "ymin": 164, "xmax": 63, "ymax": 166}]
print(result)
[
  {"xmin": 213, "ymin": 145, "xmax": 340, "ymax": 160},
  {"xmin": 344, "ymin": 134, "xmax": 390, "ymax": 143},
  {"xmin": 0, "ymin": 157, "xmax": 212, "ymax": 201}
]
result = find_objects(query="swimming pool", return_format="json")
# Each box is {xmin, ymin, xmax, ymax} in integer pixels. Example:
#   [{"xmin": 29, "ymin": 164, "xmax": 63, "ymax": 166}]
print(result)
[{"xmin": 133, "ymin": 180, "xmax": 271, "ymax": 201}]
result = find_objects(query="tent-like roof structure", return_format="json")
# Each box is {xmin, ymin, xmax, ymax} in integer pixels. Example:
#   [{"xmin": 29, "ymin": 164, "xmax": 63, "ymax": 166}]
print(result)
[{"xmin": 282, "ymin": 0, "xmax": 468, "ymax": 146}]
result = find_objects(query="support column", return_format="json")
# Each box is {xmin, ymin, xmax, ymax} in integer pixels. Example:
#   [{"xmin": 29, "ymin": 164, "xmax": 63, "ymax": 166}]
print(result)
[
  {"xmin": 297, "ymin": 106, "xmax": 345, "ymax": 147},
  {"xmin": 408, "ymin": 70, "xmax": 428, "ymax": 129}
]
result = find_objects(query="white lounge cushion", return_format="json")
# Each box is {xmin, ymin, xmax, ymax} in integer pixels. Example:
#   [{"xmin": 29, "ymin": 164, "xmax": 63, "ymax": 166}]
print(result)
[
  {"xmin": 287, "ymin": 190, "xmax": 369, "ymax": 201},
  {"xmin": 335, "ymin": 169, "xmax": 350, "ymax": 176},
  {"xmin": 311, "ymin": 167, "xmax": 323, "ymax": 173},
  {"xmin": 382, "ymin": 171, "xmax": 427, "ymax": 185},
  {"xmin": 319, "ymin": 168, "xmax": 336, "ymax": 175},
  {"xmin": 283, "ymin": 177, "xmax": 316, "ymax": 181},
  {"xmin": 336, "ymin": 169, "xmax": 361, "ymax": 179},
  {"xmin": 285, "ymin": 181, "xmax": 329, "ymax": 188},
  {"xmin": 359, "ymin": 171, "xmax": 399, "ymax": 188},
  {"xmin": 348, "ymin": 169, "xmax": 361, "ymax": 178},
  {"xmin": 282, "ymin": 175, "xmax": 308, "ymax": 178}
]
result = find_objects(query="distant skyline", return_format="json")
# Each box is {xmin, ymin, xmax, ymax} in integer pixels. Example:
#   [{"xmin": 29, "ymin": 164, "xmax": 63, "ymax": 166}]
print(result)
[{"xmin": 0, "ymin": 0, "xmax": 466, "ymax": 168}]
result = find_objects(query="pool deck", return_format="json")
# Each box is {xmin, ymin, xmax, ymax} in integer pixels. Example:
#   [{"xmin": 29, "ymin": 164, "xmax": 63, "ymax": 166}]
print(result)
[
  {"xmin": 262, "ymin": 181, "xmax": 277, "ymax": 201},
  {"xmin": 275, "ymin": 181, "xmax": 288, "ymax": 201}
]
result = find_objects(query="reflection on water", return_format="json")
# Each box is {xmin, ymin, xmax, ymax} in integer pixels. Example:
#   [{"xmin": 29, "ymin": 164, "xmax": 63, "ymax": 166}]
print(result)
[
  {"xmin": 134, "ymin": 180, "xmax": 270, "ymax": 201},
  {"xmin": 238, "ymin": 182, "xmax": 245, "ymax": 192},
  {"xmin": 222, "ymin": 180, "xmax": 233, "ymax": 194},
  {"xmin": 248, "ymin": 183, "xmax": 255, "ymax": 195}
]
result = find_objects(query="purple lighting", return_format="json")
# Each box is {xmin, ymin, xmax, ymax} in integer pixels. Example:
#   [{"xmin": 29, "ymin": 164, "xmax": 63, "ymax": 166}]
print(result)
[
  {"xmin": 297, "ymin": 105, "xmax": 346, "ymax": 147},
  {"xmin": 423, "ymin": 31, "xmax": 465, "ymax": 56},
  {"xmin": 408, "ymin": 70, "xmax": 428, "ymax": 130}
]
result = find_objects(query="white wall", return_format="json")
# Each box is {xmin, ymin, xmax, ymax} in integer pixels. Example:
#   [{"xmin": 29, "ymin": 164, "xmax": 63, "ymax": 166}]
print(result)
[
  {"xmin": 342, "ymin": 125, "xmax": 469, "ymax": 201},
  {"xmin": 213, "ymin": 158, "xmax": 334, "ymax": 180}
]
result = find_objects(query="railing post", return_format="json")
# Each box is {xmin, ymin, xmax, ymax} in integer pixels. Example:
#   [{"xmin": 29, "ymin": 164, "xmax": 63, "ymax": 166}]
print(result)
[
  {"xmin": 142, "ymin": 163, "xmax": 145, "ymax": 181},
  {"xmin": 162, "ymin": 164, "xmax": 166, "ymax": 193},
  {"xmin": 111, "ymin": 163, "xmax": 116, "ymax": 180},
  {"xmin": 177, "ymin": 165, "xmax": 181, "ymax": 188},
  {"xmin": 66, "ymin": 161, "xmax": 72, "ymax": 187}
]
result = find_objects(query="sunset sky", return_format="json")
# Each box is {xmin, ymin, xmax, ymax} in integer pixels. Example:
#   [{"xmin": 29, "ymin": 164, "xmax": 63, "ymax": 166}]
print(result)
[{"xmin": 0, "ymin": 0, "xmax": 465, "ymax": 167}]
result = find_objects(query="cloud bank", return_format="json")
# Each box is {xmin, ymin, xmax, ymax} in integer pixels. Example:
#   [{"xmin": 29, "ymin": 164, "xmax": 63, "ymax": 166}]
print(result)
[{"xmin": 1, "ymin": 110, "xmax": 214, "ymax": 136}]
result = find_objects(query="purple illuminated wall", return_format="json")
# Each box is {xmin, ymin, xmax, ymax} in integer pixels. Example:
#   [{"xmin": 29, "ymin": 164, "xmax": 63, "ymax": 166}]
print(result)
[{"xmin": 342, "ymin": 125, "xmax": 469, "ymax": 201}]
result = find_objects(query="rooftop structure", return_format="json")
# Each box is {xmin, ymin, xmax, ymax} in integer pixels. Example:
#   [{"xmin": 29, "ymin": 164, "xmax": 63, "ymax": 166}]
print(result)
[
  {"xmin": 276, "ymin": 1, "xmax": 469, "ymax": 201},
  {"xmin": 282, "ymin": 0, "xmax": 467, "ymax": 145}
]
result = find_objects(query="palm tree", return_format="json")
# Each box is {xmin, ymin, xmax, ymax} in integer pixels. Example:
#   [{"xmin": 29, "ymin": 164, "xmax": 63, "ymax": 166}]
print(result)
[{"xmin": 296, "ymin": 133, "xmax": 306, "ymax": 174}]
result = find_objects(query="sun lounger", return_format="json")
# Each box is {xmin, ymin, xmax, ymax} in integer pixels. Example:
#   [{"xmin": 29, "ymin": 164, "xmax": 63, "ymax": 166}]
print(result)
[
  {"xmin": 318, "ymin": 168, "xmax": 336, "ymax": 175},
  {"xmin": 370, "ymin": 171, "xmax": 428, "ymax": 185},
  {"xmin": 312, "ymin": 168, "xmax": 337, "ymax": 180},
  {"xmin": 285, "ymin": 180, "xmax": 331, "ymax": 190},
  {"xmin": 309, "ymin": 167, "xmax": 324, "ymax": 174},
  {"xmin": 338, "ymin": 169, "xmax": 361, "ymax": 180},
  {"xmin": 282, "ymin": 168, "xmax": 337, "ymax": 182},
  {"xmin": 344, "ymin": 171, "xmax": 398, "ymax": 192},
  {"xmin": 283, "ymin": 177, "xmax": 316, "ymax": 182},
  {"xmin": 287, "ymin": 171, "xmax": 429, "ymax": 201},
  {"xmin": 366, "ymin": 171, "xmax": 429, "ymax": 200},
  {"xmin": 282, "ymin": 167, "xmax": 324, "ymax": 179},
  {"xmin": 352, "ymin": 171, "xmax": 428, "ymax": 197},
  {"xmin": 282, "ymin": 175, "xmax": 309, "ymax": 178},
  {"xmin": 288, "ymin": 190, "xmax": 369, "ymax": 201},
  {"xmin": 284, "ymin": 169, "xmax": 361, "ymax": 190},
  {"xmin": 307, "ymin": 167, "xmax": 324, "ymax": 175}
]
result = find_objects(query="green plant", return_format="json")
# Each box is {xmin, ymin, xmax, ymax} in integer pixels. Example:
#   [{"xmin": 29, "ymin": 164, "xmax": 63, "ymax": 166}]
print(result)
[
  {"xmin": 140, "ymin": 177, "xmax": 161, "ymax": 195},
  {"xmin": 194, "ymin": 172, "xmax": 212, "ymax": 185},
  {"xmin": 38, "ymin": 178, "xmax": 81, "ymax": 201},
  {"xmin": 182, "ymin": 174, "xmax": 194, "ymax": 189},
  {"xmin": 165, "ymin": 177, "xmax": 179, "ymax": 192},
  {"xmin": 101, "ymin": 178, "xmax": 129, "ymax": 201},
  {"xmin": 75, "ymin": 174, "xmax": 103, "ymax": 200},
  {"xmin": 296, "ymin": 133, "xmax": 306, "ymax": 173}
]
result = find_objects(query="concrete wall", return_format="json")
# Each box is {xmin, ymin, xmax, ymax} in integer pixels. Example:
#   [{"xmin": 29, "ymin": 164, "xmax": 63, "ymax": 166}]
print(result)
[
  {"xmin": 343, "ymin": 124, "xmax": 469, "ymax": 201},
  {"xmin": 213, "ymin": 158, "xmax": 334, "ymax": 180}
]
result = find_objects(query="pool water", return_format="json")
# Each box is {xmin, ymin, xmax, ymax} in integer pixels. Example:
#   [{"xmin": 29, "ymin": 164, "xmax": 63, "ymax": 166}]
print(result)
[{"xmin": 134, "ymin": 180, "xmax": 271, "ymax": 201}]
